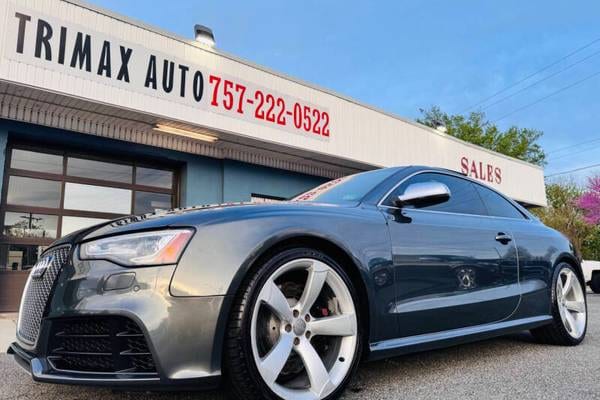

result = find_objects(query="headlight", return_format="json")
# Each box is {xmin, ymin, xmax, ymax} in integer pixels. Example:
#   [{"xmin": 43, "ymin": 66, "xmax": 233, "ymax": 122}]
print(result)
[{"xmin": 79, "ymin": 229, "xmax": 194, "ymax": 266}]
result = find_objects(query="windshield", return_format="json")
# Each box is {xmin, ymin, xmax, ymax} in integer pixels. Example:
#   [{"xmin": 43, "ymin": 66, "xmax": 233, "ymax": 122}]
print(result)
[{"xmin": 292, "ymin": 168, "xmax": 398, "ymax": 204}]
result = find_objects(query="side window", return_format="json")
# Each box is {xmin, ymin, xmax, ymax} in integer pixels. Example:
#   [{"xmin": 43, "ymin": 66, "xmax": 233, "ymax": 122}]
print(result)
[
  {"xmin": 385, "ymin": 173, "xmax": 487, "ymax": 216},
  {"xmin": 475, "ymin": 184, "xmax": 526, "ymax": 219}
]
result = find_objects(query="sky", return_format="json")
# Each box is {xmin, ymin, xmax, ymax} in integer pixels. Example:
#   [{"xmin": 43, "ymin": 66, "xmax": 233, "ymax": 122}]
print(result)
[{"xmin": 87, "ymin": 0, "xmax": 600, "ymax": 186}]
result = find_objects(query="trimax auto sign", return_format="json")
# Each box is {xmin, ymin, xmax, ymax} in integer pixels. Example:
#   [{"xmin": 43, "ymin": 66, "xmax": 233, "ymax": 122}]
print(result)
[{"xmin": 5, "ymin": 6, "xmax": 331, "ymax": 139}]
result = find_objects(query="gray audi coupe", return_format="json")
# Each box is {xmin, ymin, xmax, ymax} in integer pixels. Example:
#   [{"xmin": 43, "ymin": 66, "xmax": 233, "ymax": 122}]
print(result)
[{"xmin": 9, "ymin": 166, "xmax": 587, "ymax": 400}]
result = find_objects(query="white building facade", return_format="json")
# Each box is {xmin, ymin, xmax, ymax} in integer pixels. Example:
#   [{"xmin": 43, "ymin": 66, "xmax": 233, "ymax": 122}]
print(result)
[{"xmin": 0, "ymin": 0, "xmax": 546, "ymax": 311}]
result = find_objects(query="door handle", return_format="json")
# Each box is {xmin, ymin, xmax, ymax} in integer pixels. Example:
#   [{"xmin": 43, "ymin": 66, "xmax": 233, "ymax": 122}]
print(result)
[{"xmin": 495, "ymin": 233, "xmax": 512, "ymax": 244}]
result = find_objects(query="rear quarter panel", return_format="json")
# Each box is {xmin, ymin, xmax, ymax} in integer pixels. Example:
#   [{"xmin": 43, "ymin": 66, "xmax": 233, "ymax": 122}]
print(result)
[{"xmin": 509, "ymin": 218, "xmax": 577, "ymax": 319}]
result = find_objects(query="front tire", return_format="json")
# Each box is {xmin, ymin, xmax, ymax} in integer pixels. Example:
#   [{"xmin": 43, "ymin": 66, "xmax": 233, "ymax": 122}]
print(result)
[
  {"xmin": 531, "ymin": 263, "xmax": 587, "ymax": 345},
  {"xmin": 225, "ymin": 248, "xmax": 362, "ymax": 400}
]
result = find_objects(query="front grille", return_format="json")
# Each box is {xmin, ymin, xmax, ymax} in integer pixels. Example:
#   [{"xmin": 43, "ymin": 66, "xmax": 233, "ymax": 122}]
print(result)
[
  {"xmin": 48, "ymin": 317, "xmax": 157, "ymax": 374},
  {"xmin": 17, "ymin": 246, "xmax": 71, "ymax": 345}
]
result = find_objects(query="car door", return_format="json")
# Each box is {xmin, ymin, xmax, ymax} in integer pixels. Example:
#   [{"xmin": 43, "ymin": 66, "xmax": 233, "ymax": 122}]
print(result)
[
  {"xmin": 379, "ymin": 172, "xmax": 520, "ymax": 338},
  {"xmin": 472, "ymin": 183, "xmax": 545, "ymax": 314}
]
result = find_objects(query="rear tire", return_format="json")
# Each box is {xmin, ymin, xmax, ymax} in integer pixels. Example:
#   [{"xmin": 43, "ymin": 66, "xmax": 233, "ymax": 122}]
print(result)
[
  {"xmin": 531, "ymin": 263, "xmax": 587, "ymax": 346},
  {"xmin": 590, "ymin": 274, "xmax": 600, "ymax": 294},
  {"xmin": 224, "ymin": 248, "xmax": 362, "ymax": 400}
]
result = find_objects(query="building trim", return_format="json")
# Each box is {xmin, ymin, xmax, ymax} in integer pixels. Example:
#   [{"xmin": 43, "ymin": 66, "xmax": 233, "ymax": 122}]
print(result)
[{"xmin": 0, "ymin": 85, "xmax": 353, "ymax": 180}]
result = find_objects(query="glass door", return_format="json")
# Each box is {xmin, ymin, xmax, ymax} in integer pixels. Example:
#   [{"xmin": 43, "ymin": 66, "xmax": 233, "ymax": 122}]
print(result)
[{"xmin": 0, "ymin": 145, "xmax": 179, "ymax": 311}]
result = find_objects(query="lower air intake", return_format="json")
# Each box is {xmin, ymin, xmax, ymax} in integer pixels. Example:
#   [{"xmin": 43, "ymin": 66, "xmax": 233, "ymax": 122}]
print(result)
[{"xmin": 48, "ymin": 316, "xmax": 157, "ymax": 374}]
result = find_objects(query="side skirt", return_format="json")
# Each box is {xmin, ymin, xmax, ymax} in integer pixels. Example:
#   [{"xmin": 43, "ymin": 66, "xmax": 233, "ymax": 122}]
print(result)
[{"xmin": 368, "ymin": 315, "xmax": 552, "ymax": 361}]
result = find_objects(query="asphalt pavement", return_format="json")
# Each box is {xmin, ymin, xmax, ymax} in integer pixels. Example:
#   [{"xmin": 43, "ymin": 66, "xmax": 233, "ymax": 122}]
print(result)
[{"xmin": 2, "ymin": 293, "xmax": 599, "ymax": 400}]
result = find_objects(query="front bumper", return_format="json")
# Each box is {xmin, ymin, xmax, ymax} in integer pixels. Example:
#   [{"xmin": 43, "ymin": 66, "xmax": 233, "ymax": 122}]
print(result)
[
  {"xmin": 8, "ymin": 341, "xmax": 220, "ymax": 389},
  {"xmin": 12, "ymin": 252, "xmax": 231, "ymax": 390}
]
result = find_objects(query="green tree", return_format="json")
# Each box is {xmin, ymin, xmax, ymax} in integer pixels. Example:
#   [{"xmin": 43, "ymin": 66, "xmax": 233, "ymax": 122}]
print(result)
[
  {"xmin": 531, "ymin": 181, "xmax": 592, "ymax": 255},
  {"xmin": 417, "ymin": 106, "xmax": 546, "ymax": 166}
]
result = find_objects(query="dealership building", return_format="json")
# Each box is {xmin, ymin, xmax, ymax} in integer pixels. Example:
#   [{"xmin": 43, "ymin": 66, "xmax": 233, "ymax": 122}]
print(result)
[{"xmin": 0, "ymin": 0, "xmax": 546, "ymax": 311}]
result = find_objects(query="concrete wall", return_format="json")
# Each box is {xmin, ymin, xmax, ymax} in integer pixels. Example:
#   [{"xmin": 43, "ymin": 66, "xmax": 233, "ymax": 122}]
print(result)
[
  {"xmin": 0, "ymin": 120, "xmax": 326, "ymax": 207},
  {"xmin": 223, "ymin": 160, "xmax": 325, "ymax": 202},
  {"xmin": 180, "ymin": 156, "xmax": 223, "ymax": 206}
]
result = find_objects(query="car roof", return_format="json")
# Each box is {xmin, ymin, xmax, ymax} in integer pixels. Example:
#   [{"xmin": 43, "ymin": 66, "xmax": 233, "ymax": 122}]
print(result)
[{"xmin": 361, "ymin": 165, "xmax": 534, "ymax": 219}]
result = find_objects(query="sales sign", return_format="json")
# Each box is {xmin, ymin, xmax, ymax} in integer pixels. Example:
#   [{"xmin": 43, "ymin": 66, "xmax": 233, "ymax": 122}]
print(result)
[{"xmin": 4, "ymin": 5, "xmax": 331, "ymax": 139}]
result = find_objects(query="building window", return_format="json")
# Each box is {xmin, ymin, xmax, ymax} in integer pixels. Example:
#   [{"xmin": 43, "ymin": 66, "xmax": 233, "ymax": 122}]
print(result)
[
  {"xmin": 0, "ymin": 145, "xmax": 179, "ymax": 270},
  {"xmin": 0, "ymin": 244, "xmax": 47, "ymax": 271},
  {"xmin": 2, "ymin": 212, "xmax": 58, "ymax": 239}
]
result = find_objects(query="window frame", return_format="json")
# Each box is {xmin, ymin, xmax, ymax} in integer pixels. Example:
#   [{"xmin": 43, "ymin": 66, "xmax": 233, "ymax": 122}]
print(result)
[
  {"xmin": 378, "ymin": 169, "xmax": 530, "ymax": 220},
  {"xmin": 471, "ymin": 181, "xmax": 528, "ymax": 220},
  {"xmin": 0, "ymin": 142, "xmax": 180, "ymax": 246}
]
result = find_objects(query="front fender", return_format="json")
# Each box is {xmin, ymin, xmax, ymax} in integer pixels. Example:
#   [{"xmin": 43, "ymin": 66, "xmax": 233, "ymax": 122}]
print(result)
[
  {"xmin": 169, "ymin": 208, "xmax": 390, "ymax": 298},
  {"xmin": 169, "ymin": 207, "xmax": 397, "ymax": 348}
]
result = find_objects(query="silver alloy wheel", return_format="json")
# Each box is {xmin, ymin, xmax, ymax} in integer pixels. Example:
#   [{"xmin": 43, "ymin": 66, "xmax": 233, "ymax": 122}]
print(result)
[
  {"xmin": 250, "ymin": 258, "xmax": 358, "ymax": 400},
  {"xmin": 557, "ymin": 268, "xmax": 586, "ymax": 339}
]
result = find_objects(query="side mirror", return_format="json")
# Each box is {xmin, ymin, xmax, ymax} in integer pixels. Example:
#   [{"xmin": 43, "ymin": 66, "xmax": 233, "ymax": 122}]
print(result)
[{"xmin": 395, "ymin": 181, "xmax": 451, "ymax": 207}]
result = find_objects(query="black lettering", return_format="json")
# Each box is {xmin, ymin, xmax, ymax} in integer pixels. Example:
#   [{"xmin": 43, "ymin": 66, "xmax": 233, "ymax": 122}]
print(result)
[
  {"xmin": 117, "ymin": 46, "xmax": 132, "ymax": 82},
  {"xmin": 14, "ymin": 12, "xmax": 31, "ymax": 54},
  {"xmin": 35, "ymin": 19, "xmax": 53, "ymax": 61},
  {"xmin": 70, "ymin": 32, "xmax": 92, "ymax": 72},
  {"xmin": 97, "ymin": 40, "xmax": 111, "ymax": 77},
  {"xmin": 145, "ymin": 55, "xmax": 157, "ymax": 89},
  {"xmin": 193, "ymin": 70, "xmax": 203, "ymax": 102},
  {"xmin": 162, "ymin": 60, "xmax": 174, "ymax": 93},
  {"xmin": 178, "ymin": 64, "xmax": 189, "ymax": 97},
  {"xmin": 58, "ymin": 26, "xmax": 67, "ymax": 64}
]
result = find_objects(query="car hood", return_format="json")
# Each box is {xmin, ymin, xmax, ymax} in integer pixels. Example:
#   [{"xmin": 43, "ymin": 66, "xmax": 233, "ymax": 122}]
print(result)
[{"xmin": 50, "ymin": 201, "xmax": 357, "ymax": 246}]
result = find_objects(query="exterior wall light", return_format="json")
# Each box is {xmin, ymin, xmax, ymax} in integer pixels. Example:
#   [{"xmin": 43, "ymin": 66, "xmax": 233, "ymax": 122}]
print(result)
[
  {"xmin": 194, "ymin": 24, "xmax": 215, "ymax": 48},
  {"xmin": 153, "ymin": 124, "xmax": 218, "ymax": 143}
]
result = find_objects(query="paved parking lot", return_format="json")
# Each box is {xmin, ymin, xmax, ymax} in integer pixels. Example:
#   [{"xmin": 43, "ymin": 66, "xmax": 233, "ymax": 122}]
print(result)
[{"xmin": 2, "ymin": 293, "xmax": 599, "ymax": 400}]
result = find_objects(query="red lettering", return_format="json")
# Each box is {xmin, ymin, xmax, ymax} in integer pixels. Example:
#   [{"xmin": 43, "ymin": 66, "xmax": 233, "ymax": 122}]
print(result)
[
  {"xmin": 209, "ymin": 75, "xmax": 221, "ymax": 107},
  {"xmin": 460, "ymin": 156, "xmax": 505, "ymax": 185},
  {"xmin": 322, "ymin": 112, "xmax": 330, "ymax": 137},
  {"xmin": 234, "ymin": 83, "xmax": 246, "ymax": 114},
  {"xmin": 460, "ymin": 157, "xmax": 469, "ymax": 174},
  {"xmin": 470, "ymin": 161, "xmax": 479, "ymax": 179},
  {"xmin": 223, "ymin": 79, "xmax": 234, "ymax": 110}
]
